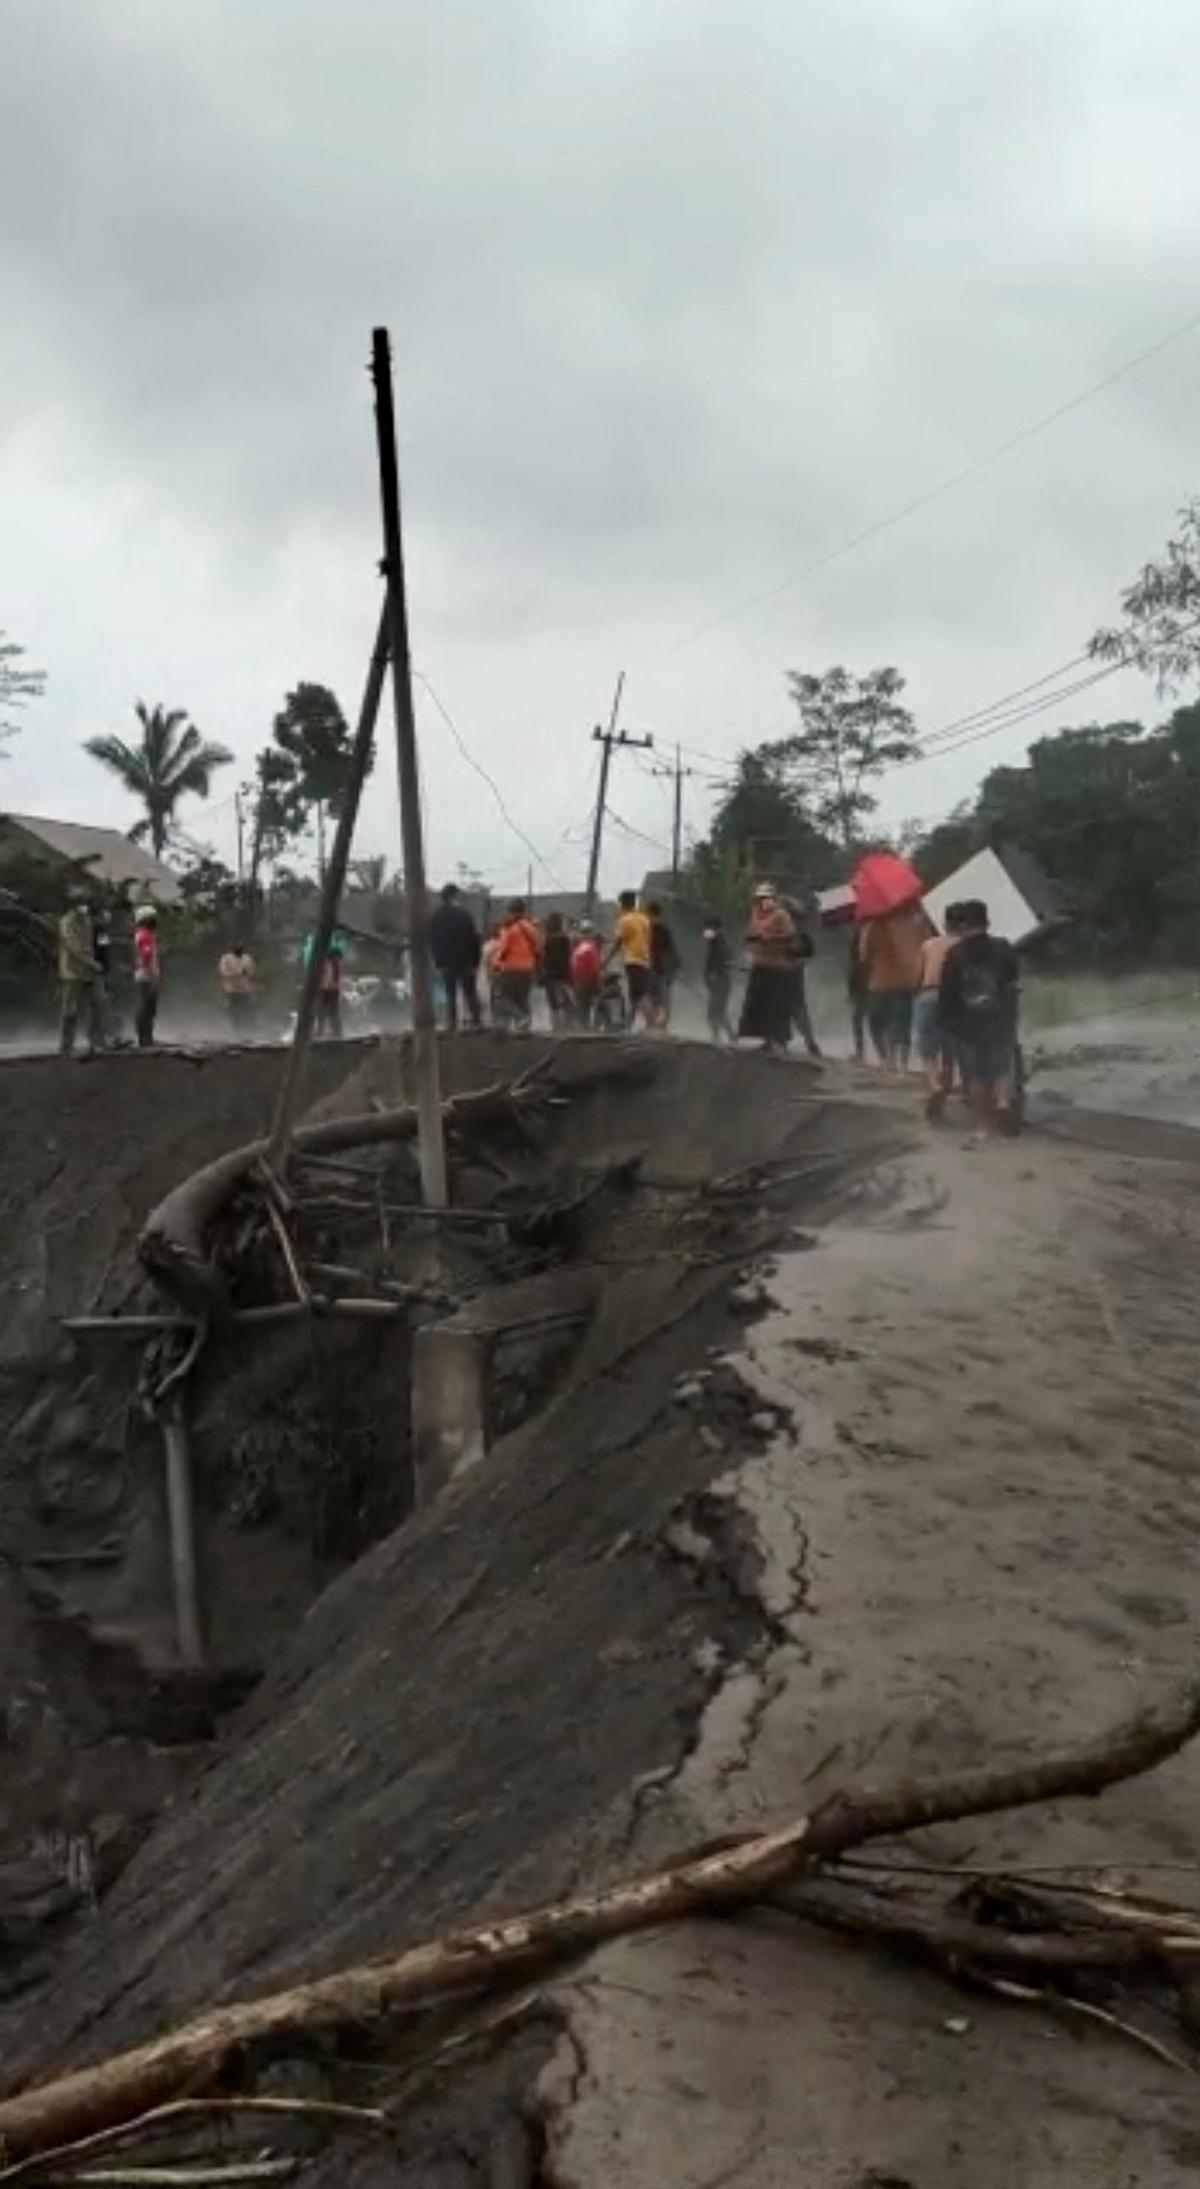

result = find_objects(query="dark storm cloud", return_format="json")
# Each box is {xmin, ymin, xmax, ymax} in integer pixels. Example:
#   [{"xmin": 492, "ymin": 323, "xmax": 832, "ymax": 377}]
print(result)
[
  {"xmin": 2, "ymin": 0, "xmax": 1200, "ymax": 870},
  {"xmin": 5, "ymin": 0, "xmax": 1192, "ymax": 588}
]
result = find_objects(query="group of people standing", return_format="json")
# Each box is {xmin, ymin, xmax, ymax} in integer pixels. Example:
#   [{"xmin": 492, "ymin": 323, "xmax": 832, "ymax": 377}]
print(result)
[
  {"xmin": 429, "ymin": 883, "xmax": 682, "ymax": 1034},
  {"xmin": 58, "ymin": 892, "xmax": 162, "ymax": 1054},
  {"xmin": 850, "ymin": 897, "xmax": 1020, "ymax": 1134}
]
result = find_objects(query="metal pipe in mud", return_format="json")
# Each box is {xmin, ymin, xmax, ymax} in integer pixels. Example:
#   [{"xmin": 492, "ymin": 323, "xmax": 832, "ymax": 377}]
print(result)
[
  {"xmin": 161, "ymin": 1398, "xmax": 204, "ymax": 1670},
  {"xmin": 65, "ymin": 1299, "xmax": 408, "ymax": 1337}
]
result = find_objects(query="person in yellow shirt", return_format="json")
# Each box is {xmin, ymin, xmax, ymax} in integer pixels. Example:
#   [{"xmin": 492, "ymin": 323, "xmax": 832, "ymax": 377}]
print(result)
[{"xmin": 609, "ymin": 890, "xmax": 652, "ymax": 1027}]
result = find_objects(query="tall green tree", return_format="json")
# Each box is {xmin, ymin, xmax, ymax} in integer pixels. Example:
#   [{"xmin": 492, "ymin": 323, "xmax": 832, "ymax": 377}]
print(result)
[
  {"xmin": 912, "ymin": 707, "xmax": 1200, "ymax": 958},
  {"xmin": 249, "ymin": 681, "xmax": 359, "ymax": 884},
  {"xmin": 1091, "ymin": 499, "xmax": 1200, "ymax": 692},
  {"xmin": 909, "ymin": 801, "xmax": 980, "ymax": 886},
  {"xmin": 272, "ymin": 682, "xmax": 358, "ymax": 812},
  {"xmin": 770, "ymin": 665, "xmax": 919, "ymax": 846},
  {"xmin": 246, "ymin": 747, "xmax": 302, "ymax": 895},
  {"xmin": 684, "ymin": 745, "xmax": 836, "ymax": 918},
  {"xmin": 1, "ymin": 628, "xmax": 45, "ymax": 749},
  {"xmin": 85, "ymin": 703, "xmax": 233, "ymax": 856}
]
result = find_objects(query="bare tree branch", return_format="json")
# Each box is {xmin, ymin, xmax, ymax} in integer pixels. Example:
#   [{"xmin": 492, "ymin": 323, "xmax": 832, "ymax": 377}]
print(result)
[{"xmin": 2, "ymin": 1672, "xmax": 1198, "ymax": 2163}]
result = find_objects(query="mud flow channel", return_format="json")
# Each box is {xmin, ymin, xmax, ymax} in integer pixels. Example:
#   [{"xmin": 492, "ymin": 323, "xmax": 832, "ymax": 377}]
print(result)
[{"xmin": 0, "ymin": 1035, "xmax": 908, "ymax": 2113}]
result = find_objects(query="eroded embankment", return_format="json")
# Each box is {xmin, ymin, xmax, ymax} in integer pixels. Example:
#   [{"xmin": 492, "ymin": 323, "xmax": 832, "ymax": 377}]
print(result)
[{"xmin": 0, "ymin": 1035, "xmax": 911, "ymax": 2133}]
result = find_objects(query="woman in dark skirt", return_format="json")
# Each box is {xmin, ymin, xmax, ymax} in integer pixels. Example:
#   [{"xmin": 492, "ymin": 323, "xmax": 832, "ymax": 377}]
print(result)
[{"xmin": 739, "ymin": 882, "xmax": 796, "ymax": 1053}]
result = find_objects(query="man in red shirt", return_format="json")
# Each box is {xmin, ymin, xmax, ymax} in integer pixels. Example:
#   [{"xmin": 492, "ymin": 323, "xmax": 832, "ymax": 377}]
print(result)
[
  {"xmin": 133, "ymin": 905, "xmax": 161, "ymax": 1048},
  {"xmin": 570, "ymin": 920, "xmax": 602, "ymax": 1027}
]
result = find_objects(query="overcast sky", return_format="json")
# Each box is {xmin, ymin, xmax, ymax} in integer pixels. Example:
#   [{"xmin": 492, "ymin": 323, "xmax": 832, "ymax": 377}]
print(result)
[{"xmin": 2, "ymin": 0, "xmax": 1197, "ymax": 894}]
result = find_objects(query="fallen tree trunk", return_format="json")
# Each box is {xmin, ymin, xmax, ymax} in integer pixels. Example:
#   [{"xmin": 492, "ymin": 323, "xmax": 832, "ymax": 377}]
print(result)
[
  {"xmin": 136, "ymin": 1083, "xmax": 512, "ymax": 1316},
  {"xmin": 137, "ymin": 1046, "xmax": 657, "ymax": 1317},
  {"xmin": 2, "ymin": 1673, "xmax": 1198, "ymax": 2163}
]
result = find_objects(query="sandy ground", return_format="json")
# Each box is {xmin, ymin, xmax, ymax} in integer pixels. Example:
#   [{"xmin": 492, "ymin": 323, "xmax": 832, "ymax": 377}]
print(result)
[
  {"xmin": 536, "ymin": 1112, "xmax": 1200, "ymax": 2188},
  {"xmin": 5, "ymin": 1028, "xmax": 1200, "ymax": 2185}
]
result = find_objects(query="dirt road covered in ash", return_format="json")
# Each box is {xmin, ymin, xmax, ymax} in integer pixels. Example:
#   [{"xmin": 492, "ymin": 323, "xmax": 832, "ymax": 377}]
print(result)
[{"xmin": 2, "ymin": 1031, "xmax": 1200, "ymax": 2184}]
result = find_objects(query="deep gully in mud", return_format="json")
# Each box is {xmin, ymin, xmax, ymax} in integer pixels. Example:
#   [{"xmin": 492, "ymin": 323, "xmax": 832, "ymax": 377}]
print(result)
[{"xmin": 0, "ymin": 1033, "xmax": 910, "ymax": 2018}]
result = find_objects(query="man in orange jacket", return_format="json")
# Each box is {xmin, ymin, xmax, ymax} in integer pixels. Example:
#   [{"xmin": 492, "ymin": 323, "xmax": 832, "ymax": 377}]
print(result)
[{"xmin": 492, "ymin": 899, "xmax": 541, "ymax": 1031}]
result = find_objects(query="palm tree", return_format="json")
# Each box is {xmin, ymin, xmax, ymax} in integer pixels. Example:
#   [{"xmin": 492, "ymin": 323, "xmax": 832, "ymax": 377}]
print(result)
[{"xmin": 85, "ymin": 703, "xmax": 233, "ymax": 858}]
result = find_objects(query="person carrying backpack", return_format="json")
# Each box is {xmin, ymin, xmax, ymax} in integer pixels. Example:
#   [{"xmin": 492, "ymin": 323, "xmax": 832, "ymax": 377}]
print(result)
[
  {"xmin": 702, "ymin": 913, "xmax": 734, "ymax": 1043},
  {"xmin": 938, "ymin": 899, "xmax": 1019, "ymax": 1138}
]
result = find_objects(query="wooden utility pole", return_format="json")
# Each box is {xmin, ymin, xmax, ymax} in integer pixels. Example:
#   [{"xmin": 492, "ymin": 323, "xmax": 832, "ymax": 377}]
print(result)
[
  {"xmin": 647, "ymin": 743, "xmax": 693, "ymax": 880},
  {"xmin": 584, "ymin": 673, "xmax": 652, "ymax": 916},
  {"xmin": 671, "ymin": 742, "xmax": 686, "ymax": 877},
  {"xmin": 370, "ymin": 327, "xmax": 447, "ymax": 1208},
  {"xmin": 266, "ymin": 603, "xmax": 390, "ymax": 1168}
]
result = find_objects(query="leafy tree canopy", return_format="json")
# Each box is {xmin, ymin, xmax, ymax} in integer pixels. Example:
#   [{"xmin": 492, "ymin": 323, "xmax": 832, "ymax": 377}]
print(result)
[
  {"xmin": 0, "ymin": 628, "xmax": 46, "ymax": 748},
  {"xmin": 1092, "ymin": 499, "xmax": 1200, "ymax": 693},
  {"xmin": 247, "ymin": 681, "xmax": 358, "ymax": 888},
  {"xmin": 681, "ymin": 746, "xmax": 838, "ymax": 920},
  {"xmin": 271, "ymin": 682, "xmax": 358, "ymax": 813},
  {"xmin": 768, "ymin": 664, "xmax": 919, "ymax": 846},
  {"xmin": 911, "ymin": 706, "xmax": 1200, "ymax": 959}
]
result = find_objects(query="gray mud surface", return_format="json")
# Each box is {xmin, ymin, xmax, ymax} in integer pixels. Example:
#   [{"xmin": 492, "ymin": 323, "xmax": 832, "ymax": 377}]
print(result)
[
  {"xmin": 0, "ymin": 1039, "xmax": 905, "ymax": 2086},
  {"xmin": 7, "ymin": 1028, "xmax": 1200, "ymax": 2186}
]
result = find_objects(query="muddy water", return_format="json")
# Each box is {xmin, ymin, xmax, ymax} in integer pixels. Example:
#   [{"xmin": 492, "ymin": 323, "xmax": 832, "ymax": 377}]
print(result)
[{"xmin": 1028, "ymin": 1012, "xmax": 1200, "ymax": 1132}]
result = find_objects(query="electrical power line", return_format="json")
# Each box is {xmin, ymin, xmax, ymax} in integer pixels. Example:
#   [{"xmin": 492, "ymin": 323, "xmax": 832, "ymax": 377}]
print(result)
[
  {"xmin": 898, "ymin": 675, "xmax": 1120, "ymax": 769},
  {"xmin": 606, "ymin": 807, "xmax": 673, "ymax": 855},
  {"xmin": 914, "ymin": 651, "xmax": 1095, "ymax": 746},
  {"xmin": 652, "ymin": 302, "xmax": 1200, "ymax": 660},
  {"xmin": 180, "ymin": 786, "xmax": 241, "ymax": 825},
  {"xmin": 414, "ymin": 670, "xmax": 569, "ymax": 893},
  {"xmin": 912, "ymin": 667, "xmax": 1124, "ymax": 759},
  {"xmin": 665, "ymin": 641, "xmax": 1143, "ymax": 795},
  {"xmin": 907, "ymin": 613, "xmax": 1200, "ymax": 766}
]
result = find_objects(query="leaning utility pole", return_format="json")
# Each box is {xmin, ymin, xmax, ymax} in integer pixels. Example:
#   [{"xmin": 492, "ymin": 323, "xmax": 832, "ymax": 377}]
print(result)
[
  {"xmin": 371, "ymin": 327, "xmax": 447, "ymax": 1208},
  {"xmin": 266, "ymin": 603, "xmax": 390, "ymax": 1169},
  {"xmin": 584, "ymin": 672, "xmax": 652, "ymax": 916}
]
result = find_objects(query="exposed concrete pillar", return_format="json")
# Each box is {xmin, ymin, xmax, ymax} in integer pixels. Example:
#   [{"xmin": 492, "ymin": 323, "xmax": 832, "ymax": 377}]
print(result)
[{"xmin": 410, "ymin": 1324, "xmax": 492, "ymax": 1507}]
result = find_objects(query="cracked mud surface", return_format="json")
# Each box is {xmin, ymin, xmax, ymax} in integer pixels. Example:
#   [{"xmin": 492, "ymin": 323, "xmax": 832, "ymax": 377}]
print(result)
[
  {"xmin": 534, "ymin": 1122, "xmax": 1200, "ymax": 2189},
  {"xmin": 7, "ymin": 1038, "xmax": 1200, "ymax": 2185},
  {"xmin": 1, "ymin": 1045, "xmax": 900, "ymax": 2084}
]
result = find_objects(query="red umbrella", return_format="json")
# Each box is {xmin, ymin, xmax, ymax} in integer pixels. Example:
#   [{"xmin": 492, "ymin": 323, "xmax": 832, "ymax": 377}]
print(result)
[{"xmin": 851, "ymin": 850, "xmax": 923, "ymax": 922}]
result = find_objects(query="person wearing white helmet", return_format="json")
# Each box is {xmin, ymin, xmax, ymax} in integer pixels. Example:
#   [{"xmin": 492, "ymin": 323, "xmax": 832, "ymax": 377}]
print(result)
[{"xmin": 133, "ymin": 903, "xmax": 161, "ymax": 1047}]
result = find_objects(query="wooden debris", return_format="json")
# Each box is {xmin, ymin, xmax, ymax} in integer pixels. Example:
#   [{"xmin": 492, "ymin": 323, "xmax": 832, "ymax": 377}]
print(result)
[
  {"xmin": 2, "ymin": 1673, "xmax": 1199, "ymax": 2162},
  {"xmin": 58, "ymin": 2163, "xmax": 296, "ymax": 2186},
  {"xmin": 0, "ymin": 2100, "xmax": 387, "ymax": 2189}
]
